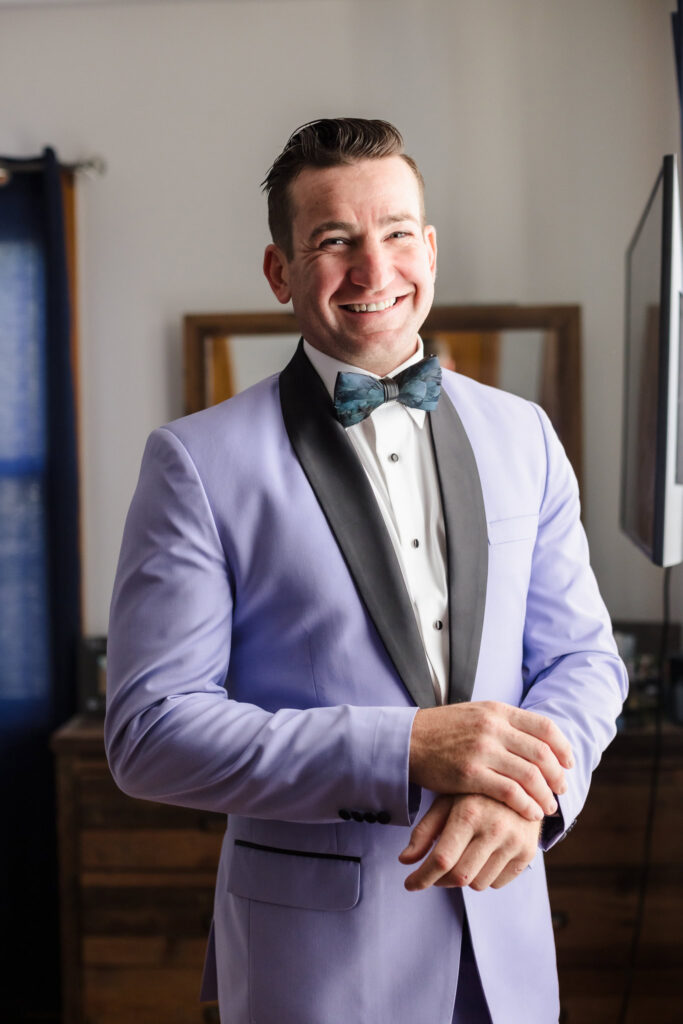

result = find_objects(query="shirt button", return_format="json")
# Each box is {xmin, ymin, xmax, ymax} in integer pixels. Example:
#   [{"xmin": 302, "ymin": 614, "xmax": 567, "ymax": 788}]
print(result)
[
  {"xmin": 433, "ymin": 620, "xmax": 443, "ymax": 631},
  {"xmin": 389, "ymin": 453, "xmax": 399, "ymax": 462},
  {"xmin": 412, "ymin": 539, "xmax": 420, "ymax": 548}
]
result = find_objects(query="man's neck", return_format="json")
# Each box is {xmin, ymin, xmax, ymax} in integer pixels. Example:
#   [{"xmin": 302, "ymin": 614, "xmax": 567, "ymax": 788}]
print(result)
[{"xmin": 302, "ymin": 338, "xmax": 425, "ymax": 403}]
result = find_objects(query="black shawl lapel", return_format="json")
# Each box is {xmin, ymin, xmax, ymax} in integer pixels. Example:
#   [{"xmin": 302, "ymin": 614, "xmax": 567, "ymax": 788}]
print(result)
[
  {"xmin": 279, "ymin": 342, "xmax": 437, "ymax": 709},
  {"xmin": 428, "ymin": 388, "xmax": 488, "ymax": 704}
]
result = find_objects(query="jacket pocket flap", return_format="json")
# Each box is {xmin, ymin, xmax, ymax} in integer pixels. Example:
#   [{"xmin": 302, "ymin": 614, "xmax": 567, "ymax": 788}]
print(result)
[
  {"xmin": 226, "ymin": 841, "xmax": 360, "ymax": 911},
  {"xmin": 487, "ymin": 514, "xmax": 538, "ymax": 545}
]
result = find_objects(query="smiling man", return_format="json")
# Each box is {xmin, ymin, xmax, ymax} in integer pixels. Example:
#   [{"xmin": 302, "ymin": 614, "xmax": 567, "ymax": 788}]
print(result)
[
  {"xmin": 263, "ymin": 154, "xmax": 436, "ymax": 375},
  {"xmin": 106, "ymin": 118, "xmax": 627, "ymax": 1023}
]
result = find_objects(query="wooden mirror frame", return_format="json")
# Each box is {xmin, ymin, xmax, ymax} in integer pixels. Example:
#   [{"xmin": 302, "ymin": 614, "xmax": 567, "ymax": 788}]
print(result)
[{"xmin": 183, "ymin": 304, "xmax": 583, "ymax": 495}]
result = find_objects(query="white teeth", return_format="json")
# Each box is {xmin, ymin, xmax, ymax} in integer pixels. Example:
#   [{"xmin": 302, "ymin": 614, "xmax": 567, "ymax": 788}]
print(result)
[{"xmin": 346, "ymin": 298, "xmax": 397, "ymax": 313}]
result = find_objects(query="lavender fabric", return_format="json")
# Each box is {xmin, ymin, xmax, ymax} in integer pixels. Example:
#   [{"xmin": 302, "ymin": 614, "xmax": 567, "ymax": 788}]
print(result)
[{"xmin": 105, "ymin": 354, "xmax": 627, "ymax": 1024}]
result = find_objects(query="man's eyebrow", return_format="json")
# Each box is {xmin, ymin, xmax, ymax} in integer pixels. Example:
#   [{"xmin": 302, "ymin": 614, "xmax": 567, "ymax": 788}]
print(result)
[
  {"xmin": 307, "ymin": 213, "xmax": 420, "ymax": 243},
  {"xmin": 307, "ymin": 221, "xmax": 355, "ymax": 242},
  {"xmin": 379, "ymin": 212, "xmax": 420, "ymax": 227}
]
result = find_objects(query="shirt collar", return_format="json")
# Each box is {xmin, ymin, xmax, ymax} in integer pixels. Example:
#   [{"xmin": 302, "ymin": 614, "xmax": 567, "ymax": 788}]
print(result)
[{"xmin": 302, "ymin": 338, "xmax": 427, "ymax": 428}]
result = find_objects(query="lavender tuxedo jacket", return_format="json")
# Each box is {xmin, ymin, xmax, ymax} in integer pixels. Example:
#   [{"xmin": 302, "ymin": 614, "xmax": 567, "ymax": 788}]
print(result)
[{"xmin": 105, "ymin": 343, "xmax": 627, "ymax": 1024}]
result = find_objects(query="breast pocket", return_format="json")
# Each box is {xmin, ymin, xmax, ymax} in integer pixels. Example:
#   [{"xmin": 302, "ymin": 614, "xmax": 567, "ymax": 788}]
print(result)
[
  {"xmin": 485, "ymin": 514, "xmax": 539, "ymax": 625},
  {"xmin": 487, "ymin": 513, "xmax": 539, "ymax": 546}
]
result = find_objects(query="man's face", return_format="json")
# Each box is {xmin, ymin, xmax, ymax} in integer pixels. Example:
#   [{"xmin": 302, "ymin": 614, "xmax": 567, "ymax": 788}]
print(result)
[{"xmin": 263, "ymin": 156, "xmax": 437, "ymax": 376}]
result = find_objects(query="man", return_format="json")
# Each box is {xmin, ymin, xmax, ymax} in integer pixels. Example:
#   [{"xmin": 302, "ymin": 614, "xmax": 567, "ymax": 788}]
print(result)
[{"xmin": 105, "ymin": 118, "xmax": 627, "ymax": 1023}]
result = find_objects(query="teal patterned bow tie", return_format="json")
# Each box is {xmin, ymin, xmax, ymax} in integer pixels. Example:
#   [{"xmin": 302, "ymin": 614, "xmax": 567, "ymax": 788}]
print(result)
[{"xmin": 333, "ymin": 355, "xmax": 442, "ymax": 427}]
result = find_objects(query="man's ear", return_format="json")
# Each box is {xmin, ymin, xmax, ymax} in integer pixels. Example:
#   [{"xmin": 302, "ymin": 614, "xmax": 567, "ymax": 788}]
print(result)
[
  {"xmin": 263, "ymin": 244, "xmax": 292, "ymax": 304},
  {"xmin": 424, "ymin": 225, "xmax": 437, "ymax": 280}
]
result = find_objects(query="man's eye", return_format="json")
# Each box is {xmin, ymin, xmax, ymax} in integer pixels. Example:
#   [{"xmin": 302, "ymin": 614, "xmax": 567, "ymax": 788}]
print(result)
[
  {"xmin": 320, "ymin": 237, "xmax": 348, "ymax": 248},
  {"xmin": 389, "ymin": 231, "xmax": 409, "ymax": 239}
]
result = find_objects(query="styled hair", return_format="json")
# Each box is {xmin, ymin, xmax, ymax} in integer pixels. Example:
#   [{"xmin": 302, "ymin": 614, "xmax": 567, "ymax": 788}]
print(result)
[{"xmin": 261, "ymin": 117, "xmax": 425, "ymax": 257}]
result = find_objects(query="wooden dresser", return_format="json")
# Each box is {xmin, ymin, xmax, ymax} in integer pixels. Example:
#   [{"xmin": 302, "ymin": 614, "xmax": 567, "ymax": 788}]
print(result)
[
  {"xmin": 52, "ymin": 717, "xmax": 683, "ymax": 1024},
  {"xmin": 545, "ymin": 724, "xmax": 683, "ymax": 1023},
  {"xmin": 52, "ymin": 717, "xmax": 222, "ymax": 1024}
]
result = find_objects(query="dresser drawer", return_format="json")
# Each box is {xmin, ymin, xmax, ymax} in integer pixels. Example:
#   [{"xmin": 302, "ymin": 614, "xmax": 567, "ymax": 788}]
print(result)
[
  {"xmin": 549, "ymin": 865, "xmax": 683, "ymax": 965},
  {"xmin": 557, "ymin": 965, "xmax": 682, "ymax": 1024},
  {"xmin": 550, "ymin": 760, "xmax": 683, "ymax": 868},
  {"xmin": 81, "ymin": 887, "xmax": 217, "ymax": 1023},
  {"xmin": 80, "ymin": 827, "xmax": 223, "ymax": 871},
  {"xmin": 77, "ymin": 764, "xmax": 225, "ymax": 833},
  {"xmin": 74, "ymin": 763, "xmax": 225, "ymax": 871},
  {"xmin": 82, "ymin": 884, "xmax": 215, "ymax": 937},
  {"xmin": 548, "ymin": 866, "xmax": 638, "ymax": 967},
  {"xmin": 83, "ymin": 964, "xmax": 219, "ymax": 1024}
]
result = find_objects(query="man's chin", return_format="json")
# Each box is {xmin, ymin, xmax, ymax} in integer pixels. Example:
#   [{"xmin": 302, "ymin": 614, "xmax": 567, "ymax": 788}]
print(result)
[{"xmin": 331, "ymin": 330, "xmax": 421, "ymax": 374}]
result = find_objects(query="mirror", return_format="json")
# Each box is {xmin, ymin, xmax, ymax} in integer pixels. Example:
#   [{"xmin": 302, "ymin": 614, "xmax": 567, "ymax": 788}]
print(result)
[{"xmin": 183, "ymin": 305, "xmax": 583, "ymax": 494}]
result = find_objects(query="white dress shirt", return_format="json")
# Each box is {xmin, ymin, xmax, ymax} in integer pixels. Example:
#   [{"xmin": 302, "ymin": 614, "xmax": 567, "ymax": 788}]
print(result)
[{"xmin": 303, "ymin": 339, "xmax": 449, "ymax": 705}]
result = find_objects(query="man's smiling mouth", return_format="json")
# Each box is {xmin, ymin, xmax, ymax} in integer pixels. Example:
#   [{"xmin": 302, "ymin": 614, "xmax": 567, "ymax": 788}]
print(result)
[{"xmin": 341, "ymin": 297, "xmax": 399, "ymax": 313}]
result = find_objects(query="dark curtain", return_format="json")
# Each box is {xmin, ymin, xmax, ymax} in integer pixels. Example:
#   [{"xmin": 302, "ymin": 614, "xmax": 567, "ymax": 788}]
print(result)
[{"xmin": 0, "ymin": 148, "xmax": 80, "ymax": 1022}]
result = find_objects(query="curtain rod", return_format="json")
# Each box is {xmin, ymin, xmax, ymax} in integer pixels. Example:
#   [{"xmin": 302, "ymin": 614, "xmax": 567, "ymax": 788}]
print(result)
[{"xmin": 0, "ymin": 155, "xmax": 106, "ymax": 183}]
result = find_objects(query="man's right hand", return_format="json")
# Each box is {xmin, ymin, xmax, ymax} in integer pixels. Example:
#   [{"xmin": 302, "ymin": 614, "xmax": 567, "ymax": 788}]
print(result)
[{"xmin": 409, "ymin": 701, "xmax": 573, "ymax": 821}]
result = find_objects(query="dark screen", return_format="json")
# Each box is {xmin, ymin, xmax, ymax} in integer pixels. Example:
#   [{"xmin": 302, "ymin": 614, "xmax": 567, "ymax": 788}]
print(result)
[{"xmin": 622, "ymin": 170, "xmax": 663, "ymax": 558}]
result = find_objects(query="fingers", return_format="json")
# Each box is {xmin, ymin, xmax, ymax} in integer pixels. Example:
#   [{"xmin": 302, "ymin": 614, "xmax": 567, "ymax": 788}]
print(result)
[
  {"xmin": 434, "ymin": 839, "xmax": 504, "ymax": 890},
  {"xmin": 489, "ymin": 857, "xmax": 530, "ymax": 889},
  {"xmin": 498, "ymin": 709, "xmax": 572, "ymax": 814},
  {"xmin": 484, "ymin": 703, "xmax": 570, "ymax": 804},
  {"xmin": 454, "ymin": 727, "xmax": 556, "ymax": 818},
  {"xmin": 472, "ymin": 767, "xmax": 547, "ymax": 821},
  {"xmin": 399, "ymin": 795, "xmax": 452, "ymax": 864},
  {"xmin": 490, "ymin": 748, "xmax": 560, "ymax": 818},
  {"xmin": 501, "ymin": 729, "xmax": 568, "ymax": 799},
  {"xmin": 419, "ymin": 748, "xmax": 548, "ymax": 822},
  {"xmin": 401, "ymin": 795, "xmax": 540, "ymax": 893},
  {"xmin": 507, "ymin": 705, "xmax": 574, "ymax": 770},
  {"xmin": 408, "ymin": 701, "xmax": 573, "ymax": 818},
  {"xmin": 403, "ymin": 808, "xmax": 474, "ymax": 891}
]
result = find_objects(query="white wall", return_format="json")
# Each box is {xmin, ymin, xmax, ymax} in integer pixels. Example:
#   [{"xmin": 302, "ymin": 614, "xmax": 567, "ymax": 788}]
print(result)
[{"xmin": 0, "ymin": 0, "xmax": 678, "ymax": 632}]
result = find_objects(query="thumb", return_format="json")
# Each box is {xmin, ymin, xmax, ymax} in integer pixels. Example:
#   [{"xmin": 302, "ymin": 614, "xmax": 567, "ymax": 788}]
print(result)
[{"xmin": 398, "ymin": 794, "xmax": 451, "ymax": 863}]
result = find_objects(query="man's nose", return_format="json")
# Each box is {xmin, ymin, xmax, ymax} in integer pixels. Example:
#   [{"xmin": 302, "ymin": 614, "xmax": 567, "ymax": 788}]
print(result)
[{"xmin": 348, "ymin": 242, "xmax": 393, "ymax": 293}]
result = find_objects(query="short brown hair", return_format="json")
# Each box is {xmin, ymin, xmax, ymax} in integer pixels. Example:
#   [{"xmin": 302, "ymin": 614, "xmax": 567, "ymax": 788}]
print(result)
[{"xmin": 262, "ymin": 117, "xmax": 425, "ymax": 258}]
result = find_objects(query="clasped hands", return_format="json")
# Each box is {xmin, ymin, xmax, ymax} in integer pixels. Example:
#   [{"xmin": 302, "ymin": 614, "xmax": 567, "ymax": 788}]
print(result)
[{"xmin": 401, "ymin": 701, "xmax": 573, "ymax": 893}]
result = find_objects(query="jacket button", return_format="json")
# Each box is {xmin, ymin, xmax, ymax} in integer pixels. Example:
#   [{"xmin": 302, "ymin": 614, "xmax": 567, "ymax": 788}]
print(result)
[
  {"xmin": 338, "ymin": 809, "xmax": 352, "ymax": 820},
  {"xmin": 351, "ymin": 810, "xmax": 364, "ymax": 823},
  {"xmin": 363, "ymin": 811, "xmax": 377, "ymax": 824},
  {"xmin": 377, "ymin": 811, "xmax": 391, "ymax": 825}
]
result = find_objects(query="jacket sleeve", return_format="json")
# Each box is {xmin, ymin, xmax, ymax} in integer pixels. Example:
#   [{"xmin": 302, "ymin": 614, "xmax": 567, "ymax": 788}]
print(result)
[
  {"xmin": 521, "ymin": 405, "xmax": 628, "ymax": 849},
  {"xmin": 104, "ymin": 426, "xmax": 419, "ymax": 826}
]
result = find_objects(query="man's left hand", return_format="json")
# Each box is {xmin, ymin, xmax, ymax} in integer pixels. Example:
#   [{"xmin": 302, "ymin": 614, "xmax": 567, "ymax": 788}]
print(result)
[{"xmin": 398, "ymin": 793, "xmax": 542, "ymax": 892}]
